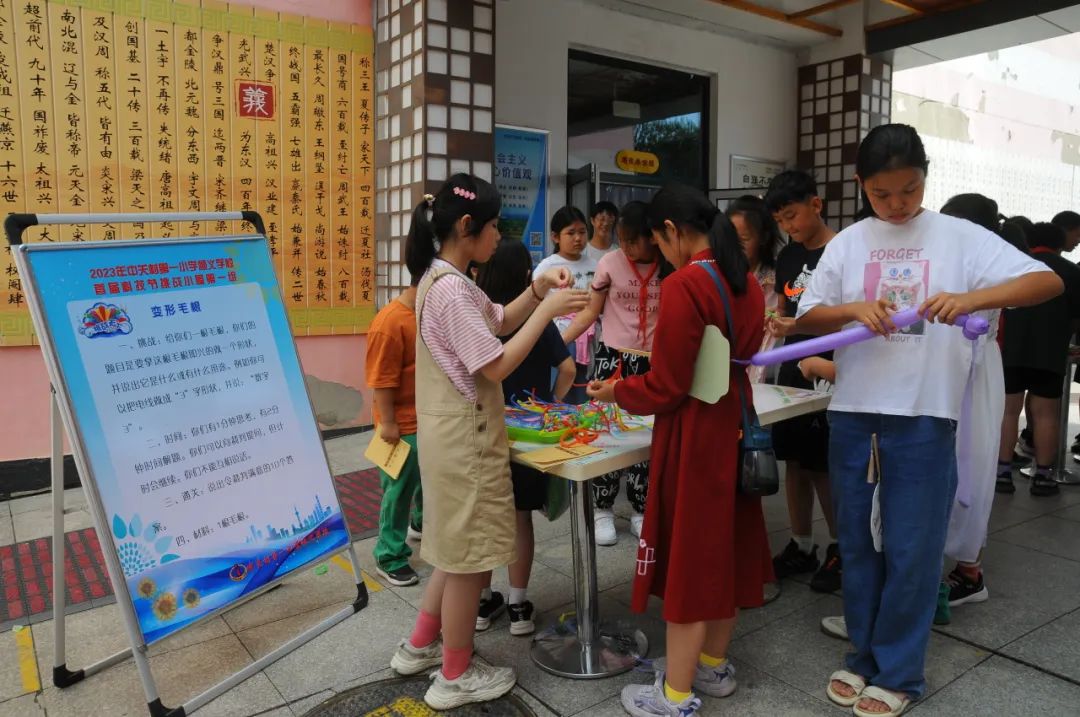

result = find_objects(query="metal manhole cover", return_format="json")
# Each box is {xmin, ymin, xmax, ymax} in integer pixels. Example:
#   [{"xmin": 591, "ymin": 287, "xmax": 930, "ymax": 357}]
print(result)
[{"xmin": 299, "ymin": 674, "xmax": 538, "ymax": 716}]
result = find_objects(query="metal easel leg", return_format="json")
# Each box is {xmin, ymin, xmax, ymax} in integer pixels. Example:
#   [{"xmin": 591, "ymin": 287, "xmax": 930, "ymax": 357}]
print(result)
[
  {"xmin": 50, "ymin": 387, "xmax": 83, "ymax": 687},
  {"xmin": 344, "ymin": 543, "xmax": 369, "ymax": 612},
  {"xmin": 50, "ymin": 386, "xmax": 134, "ymax": 687}
]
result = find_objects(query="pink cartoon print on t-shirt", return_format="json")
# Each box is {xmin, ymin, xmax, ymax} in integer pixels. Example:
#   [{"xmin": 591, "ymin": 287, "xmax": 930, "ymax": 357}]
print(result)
[{"xmin": 864, "ymin": 258, "xmax": 929, "ymax": 335}]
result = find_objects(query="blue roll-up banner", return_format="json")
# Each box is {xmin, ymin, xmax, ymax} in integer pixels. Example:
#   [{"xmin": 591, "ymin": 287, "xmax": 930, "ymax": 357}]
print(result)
[
  {"xmin": 15, "ymin": 236, "xmax": 349, "ymax": 644},
  {"xmin": 494, "ymin": 125, "xmax": 549, "ymax": 266}
]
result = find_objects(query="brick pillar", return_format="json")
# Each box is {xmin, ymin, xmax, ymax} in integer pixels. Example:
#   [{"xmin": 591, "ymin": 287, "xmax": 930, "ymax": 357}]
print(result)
[
  {"xmin": 796, "ymin": 55, "xmax": 893, "ymax": 230},
  {"xmin": 373, "ymin": 0, "xmax": 496, "ymax": 304}
]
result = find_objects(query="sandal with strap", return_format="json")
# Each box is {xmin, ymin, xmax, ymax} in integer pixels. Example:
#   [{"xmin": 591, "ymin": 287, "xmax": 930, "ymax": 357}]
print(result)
[
  {"xmin": 826, "ymin": 670, "xmax": 866, "ymax": 707},
  {"xmin": 853, "ymin": 685, "xmax": 910, "ymax": 717}
]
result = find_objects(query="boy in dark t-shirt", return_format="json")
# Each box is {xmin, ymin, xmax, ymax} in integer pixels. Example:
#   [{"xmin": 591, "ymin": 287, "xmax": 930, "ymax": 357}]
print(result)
[
  {"xmin": 999, "ymin": 222, "xmax": 1080, "ymax": 496},
  {"xmin": 763, "ymin": 171, "xmax": 841, "ymax": 594}
]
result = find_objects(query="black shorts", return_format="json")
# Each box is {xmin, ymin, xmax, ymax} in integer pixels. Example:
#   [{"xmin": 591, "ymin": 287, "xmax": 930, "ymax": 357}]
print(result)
[
  {"xmin": 770, "ymin": 360, "xmax": 830, "ymax": 472},
  {"xmin": 1004, "ymin": 366, "xmax": 1063, "ymax": 399},
  {"xmin": 510, "ymin": 462, "xmax": 548, "ymax": 511},
  {"xmin": 590, "ymin": 342, "xmax": 651, "ymax": 381}
]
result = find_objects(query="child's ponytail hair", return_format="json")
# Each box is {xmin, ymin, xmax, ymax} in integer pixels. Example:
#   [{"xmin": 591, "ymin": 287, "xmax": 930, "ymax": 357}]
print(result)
[
  {"xmin": 855, "ymin": 123, "xmax": 929, "ymax": 221},
  {"xmin": 726, "ymin": 195, "xmax": 783, "ymax": 270},
  {"xmin": 405, "ymin": 173, "xmax": 501, "ymax": 281},
  {"xmin": 940, "ymin": 193, "xmax": 1000, "ymax": 233},
  {"xmin": 648, "ymin": 183, "xmax": 748, "ymax": 294}
]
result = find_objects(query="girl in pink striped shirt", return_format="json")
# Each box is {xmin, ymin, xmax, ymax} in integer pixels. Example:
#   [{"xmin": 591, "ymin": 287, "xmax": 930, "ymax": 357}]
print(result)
[{"xmin": 389, "ymin": 174, "xmax": 587, "ymax": 710}]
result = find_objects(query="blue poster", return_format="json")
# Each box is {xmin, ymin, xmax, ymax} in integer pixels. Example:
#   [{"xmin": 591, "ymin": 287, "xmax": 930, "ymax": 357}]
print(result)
[
  {"xmin": 15, "ymin": 237, "xmax": 348, "ymax": 644},
  {"xmin": 495, "ymin": 125, "xmax": 548, "ymax": 265}
]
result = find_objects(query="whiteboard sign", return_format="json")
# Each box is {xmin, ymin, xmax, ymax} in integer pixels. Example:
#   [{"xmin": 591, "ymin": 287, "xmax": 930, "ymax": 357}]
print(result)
[
  {"xmin": 730, "ymin": 155, "xmax": 786, "ymax": 189},
  {"xmin": 15, "ymin": 236, "xmax": 350, "ymax": 645}
]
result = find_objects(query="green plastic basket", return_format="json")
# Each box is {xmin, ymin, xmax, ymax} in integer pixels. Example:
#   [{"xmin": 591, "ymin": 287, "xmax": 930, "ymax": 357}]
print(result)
[{"xmin": 506, "ymin": 425, "xmax": 569, "ymax": 444}]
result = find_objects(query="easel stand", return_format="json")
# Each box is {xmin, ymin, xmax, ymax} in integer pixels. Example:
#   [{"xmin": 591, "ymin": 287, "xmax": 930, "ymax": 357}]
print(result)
[
  {"xmin": 11, "ymin": 212, "xmax": 369, "ymax": 717},
  {"xmin": 49, "ymin": 391, "xmax": 369, "ymax": 716}
]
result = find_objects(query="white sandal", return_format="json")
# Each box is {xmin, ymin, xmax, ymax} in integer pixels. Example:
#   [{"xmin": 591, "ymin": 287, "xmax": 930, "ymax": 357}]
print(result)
[
  {"xmin": 853, "ymin": 685, "xmax": 910, "ymax": 717},
  {"xmin": 826, "ymin": 670, "xmax": 866, "ymax": 707}
]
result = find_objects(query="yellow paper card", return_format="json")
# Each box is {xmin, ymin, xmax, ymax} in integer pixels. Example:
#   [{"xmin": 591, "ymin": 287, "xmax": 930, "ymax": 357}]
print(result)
[
  {"xmin": 689, "ymin": 324, "xmax": 730, "ymax": 404},
  {"xmin": 364, "ymin": 431, "xmax": 411, "ymax": 479},
  {"xmin": 519, "ymin": 445, "xmax": 602, "ymax": 468}
]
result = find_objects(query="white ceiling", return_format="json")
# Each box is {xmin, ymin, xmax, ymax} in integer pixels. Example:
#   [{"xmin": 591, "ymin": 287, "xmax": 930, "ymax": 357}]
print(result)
[
  {"xmin": 578, "ymin": 1, "xmax": 1080, "ymax": 73},
  {"xmin": 890, "ymin": 10, "xmax": 1080, "ymax": 71},
  {"xmin": 576, "ymin": 0, "xmax": 856, "ymax": 50}
]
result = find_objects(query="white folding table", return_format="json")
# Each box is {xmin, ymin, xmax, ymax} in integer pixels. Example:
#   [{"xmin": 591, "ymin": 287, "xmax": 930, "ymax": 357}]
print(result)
[{"xmin": 511, "ymin": 384, "xmax": 832, "ymax": 679}]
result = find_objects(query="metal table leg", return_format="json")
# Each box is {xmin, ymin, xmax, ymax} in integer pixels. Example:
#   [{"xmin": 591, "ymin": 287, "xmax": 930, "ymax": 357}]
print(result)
[
  {"xmin": 531, "ymin": 480, "xmax": 648, "ymax": 679},
  {"xmin": 1053, "ymin": 357, "xmax": 1080, "ymax": 485}
]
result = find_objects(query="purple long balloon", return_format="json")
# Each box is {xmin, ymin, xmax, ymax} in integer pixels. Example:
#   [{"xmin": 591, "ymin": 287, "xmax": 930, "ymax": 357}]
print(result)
[{"xmin": 748, "ymin": 307, "xmax": 990, "ymax": 367}]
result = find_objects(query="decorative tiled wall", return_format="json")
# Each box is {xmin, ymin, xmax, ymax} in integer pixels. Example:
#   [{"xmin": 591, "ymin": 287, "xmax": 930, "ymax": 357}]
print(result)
[
  {"xmin": 796, "ymin": 55, "xmax": 893, "ymax": 230},
  {"xmin": 374, "ymin": 0, "xmax": 496, "ymax": 304}
]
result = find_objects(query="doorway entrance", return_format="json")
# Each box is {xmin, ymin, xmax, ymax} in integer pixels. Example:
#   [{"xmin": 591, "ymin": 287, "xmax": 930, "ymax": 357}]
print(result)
[{"xmin": 567, "ymin": 50, "xmax": 710, "ymax": 216}]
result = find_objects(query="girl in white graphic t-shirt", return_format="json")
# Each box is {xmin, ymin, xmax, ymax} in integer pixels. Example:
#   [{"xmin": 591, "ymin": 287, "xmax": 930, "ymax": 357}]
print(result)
[
  {"xmin": 534, "ymin": 206, "xmax": 599, "ymax": 402},
  {"xmin": 794, "ymin": 124, "xmax": 1062, "ymax": 717}
]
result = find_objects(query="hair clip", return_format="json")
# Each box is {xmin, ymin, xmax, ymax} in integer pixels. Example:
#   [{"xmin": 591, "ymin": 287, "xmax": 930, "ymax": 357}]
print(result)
[
  {"xmin": 424, "ymin": 193, "xmax": 435, "ymax": 207},
  {"xmin": 452, "ymin": 186, "xmax": 476, "ymax": 200}
]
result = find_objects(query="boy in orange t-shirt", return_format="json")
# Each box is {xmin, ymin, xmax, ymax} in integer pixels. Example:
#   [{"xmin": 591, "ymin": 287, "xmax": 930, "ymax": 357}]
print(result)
[{"xmin": 366, "ymin": 281, "xmax": 423, "ymax": 587}]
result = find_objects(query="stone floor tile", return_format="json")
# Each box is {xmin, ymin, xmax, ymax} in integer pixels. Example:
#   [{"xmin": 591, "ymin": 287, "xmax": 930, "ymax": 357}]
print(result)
[
  {"xmin": 12, "ymin": 506, "xmax": 95, "ymax": 543},
  {"xmin": 992, "ymin": 514, "xmax": 1080, "ymax": 563},
  {"xmin": 222, "ymin": 563, "xmax": 362, "ymax": 634},
  {"xmin": 287, "ymin": 689, "xmax": 334, "ymax": 716},
  {"xmin": 730, "ymin": 595, "xmax": 988, "ymax": 700},
  {"xmin": 936, "ymin": 539, "xmax": 1080, "ymax": 649},
  {"xmin": 29, "ymin": 603, "xmax": 233, "ymax": 686},
  {"xmin": 1000, "ymin": 607, "xmax": 1080, "ymax": 682},
  {"xmin": 0, "ymin": 626, "xmax": 36, "ymax": 704},
  {"xmin": 37, "ymin": 633, "xmax": 258, "ymax": 717},
  {"xmin": 913, "ymin": 656, "xmax": 1080, "ymax": 715},
  {"xmin": 474, "ymin": 595, "xmax": 662, "ymax": 716},
  {"xmin": 0, "ymin": 692, "xmax": 47, "ymax": 717},
  {"xmin": 252, "ymin": 589, "xmax": 416, "ymax": 701},
  {"xmin": 193, "ymin": 672, "xmax": 287, "ymax": 717},
  {"xmin": 324, "ymin": 433, "xmax": 372, "ymax": 476}
]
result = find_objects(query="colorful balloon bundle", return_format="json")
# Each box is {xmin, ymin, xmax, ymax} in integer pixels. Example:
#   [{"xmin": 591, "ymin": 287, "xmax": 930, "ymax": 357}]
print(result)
[{"xmin": 504, "ymin": 393, "xmax": 648, "ymax": 448}]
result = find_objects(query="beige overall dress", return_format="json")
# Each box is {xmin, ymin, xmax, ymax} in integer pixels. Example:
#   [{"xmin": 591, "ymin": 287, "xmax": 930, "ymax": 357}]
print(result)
[{"xmin": 415, "ymin": 266, "xmax": 516, "ymax": 573}]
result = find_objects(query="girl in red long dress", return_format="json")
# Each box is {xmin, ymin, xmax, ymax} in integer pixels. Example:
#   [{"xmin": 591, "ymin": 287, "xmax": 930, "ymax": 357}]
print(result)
[{"xmin": 588, "ymin": 184, "xmax": 774, "ymax": 717}]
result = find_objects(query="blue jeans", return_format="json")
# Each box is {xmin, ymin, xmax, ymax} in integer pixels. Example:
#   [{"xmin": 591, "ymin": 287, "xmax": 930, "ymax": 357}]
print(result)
[{"xmin": 828, "ymin": 412, "xmax": 958, "ymax": 699}]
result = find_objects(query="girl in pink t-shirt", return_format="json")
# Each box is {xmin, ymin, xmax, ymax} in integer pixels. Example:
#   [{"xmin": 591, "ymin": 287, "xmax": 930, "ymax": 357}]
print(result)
[{"xmin": 563, "ymin": 201, "xmax": 667, "ymax": 545}]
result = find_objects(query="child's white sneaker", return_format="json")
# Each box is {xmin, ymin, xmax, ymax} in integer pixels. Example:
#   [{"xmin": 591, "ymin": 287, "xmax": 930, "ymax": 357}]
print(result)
[
  {"xmin": 424, "ymin": 659, "xmax": 516, "ymax": 710},
  {"xmin": 389, "ymin": 638, "xmax": 442, "ymax": 675},
  {"xmin": 621, "ymin": 674, "xmax": 701, "ymax": 717},
  {"xmin": 630, "ymin": 514, "xmax": 645, "ymax": 538},
  {"xmin": 595, "ymin": 510, "xmax": 617, "ymax": 546},
  {"xmin": 693, "ymin": 660, "xmax": 736, "ymax": 698}
]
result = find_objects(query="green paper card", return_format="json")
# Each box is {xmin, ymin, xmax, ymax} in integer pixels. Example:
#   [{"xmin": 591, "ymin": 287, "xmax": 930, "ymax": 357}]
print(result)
[{"xmin": 689, "ymin": 324, "xmax": 730, "ymax": 404}]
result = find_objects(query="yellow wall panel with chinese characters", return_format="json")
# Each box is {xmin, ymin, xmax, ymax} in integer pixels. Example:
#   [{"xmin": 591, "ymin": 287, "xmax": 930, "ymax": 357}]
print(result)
[{"xmin": 0, "ymin": 0, "xmax": 375, "ymax": 346}]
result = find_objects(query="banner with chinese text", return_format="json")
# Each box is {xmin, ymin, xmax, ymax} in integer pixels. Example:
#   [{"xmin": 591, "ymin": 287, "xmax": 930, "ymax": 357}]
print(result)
[
  {"xmin": 15, "ymin": 235, "xmax": 349, "ymax": 644},
  {"xmin": 494, "ymin": 125, "xmax": 548, "ymax": 266},
  {"xmin": 0, "ymin": 0, "xmax": 376, "ymax": 346}
]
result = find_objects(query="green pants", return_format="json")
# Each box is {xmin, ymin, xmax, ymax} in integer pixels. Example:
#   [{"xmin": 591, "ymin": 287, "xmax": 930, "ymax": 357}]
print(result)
[{"xmin": 373, "ymin": 433, "xmax": 423, "ymax": 572}]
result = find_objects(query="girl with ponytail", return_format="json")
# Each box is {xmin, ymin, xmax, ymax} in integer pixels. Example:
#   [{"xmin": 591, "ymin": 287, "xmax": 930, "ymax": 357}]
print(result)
[
  {"xmin": 586, "ymin": 183, "xmax": 773, "ymax": 716},
  {"xmin": 390, "ymin": 174, "xmax": 588, "ymax": 710}
]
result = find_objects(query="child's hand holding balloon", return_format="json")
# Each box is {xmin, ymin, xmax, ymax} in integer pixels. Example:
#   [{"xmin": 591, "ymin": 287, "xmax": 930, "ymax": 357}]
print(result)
[
  {"xmin": 920, "ymin": 292, "xmax": 977, "ymax": 325},
  {"xmin": 848, "ymin": 298, "xmax": 898, "ymax": 336}
]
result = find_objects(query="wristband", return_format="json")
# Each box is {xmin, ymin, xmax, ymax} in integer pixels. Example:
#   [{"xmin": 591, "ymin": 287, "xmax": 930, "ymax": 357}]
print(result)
[{"xmin": 530, "ymin": 280, "xmax": 543, "ymax": 302}]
